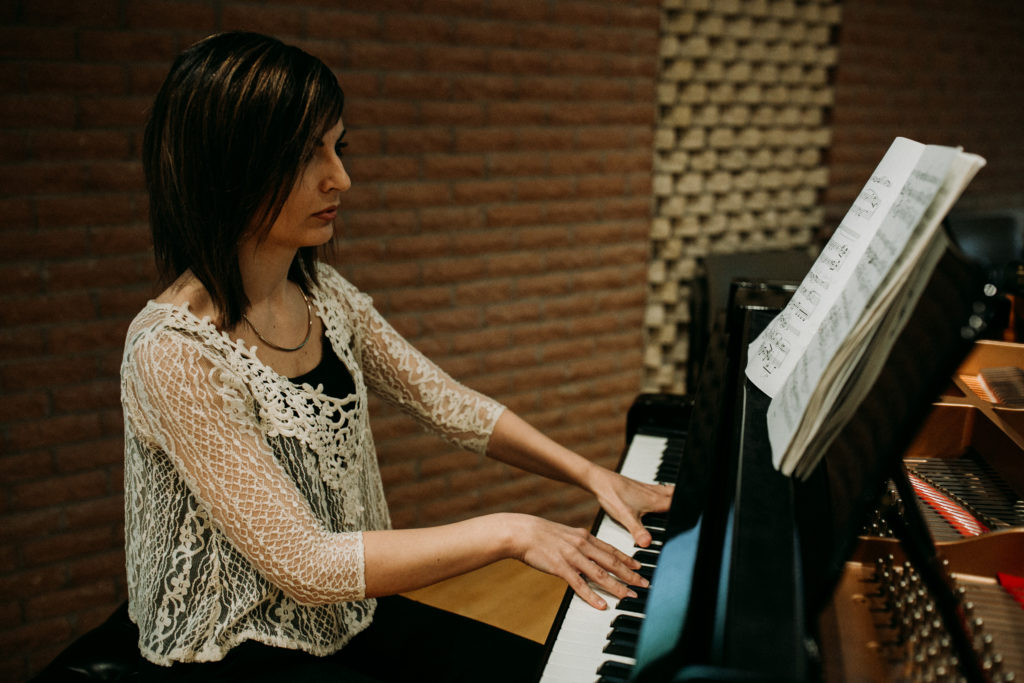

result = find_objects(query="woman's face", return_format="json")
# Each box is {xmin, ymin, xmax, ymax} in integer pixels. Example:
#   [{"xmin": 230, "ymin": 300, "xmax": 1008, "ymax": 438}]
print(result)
[{"xmin": 263, "ymin": 118, "xmax": 350, "ymax": 250}]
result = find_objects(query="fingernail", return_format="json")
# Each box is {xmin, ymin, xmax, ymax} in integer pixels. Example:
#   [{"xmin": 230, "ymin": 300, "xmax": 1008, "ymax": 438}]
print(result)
[
  {"xmin": 640, "ymin": 578, "xmax": 650, "ymax": 588},
  {"xmin": 627, "ymin": 589, "xmax": 638, "ymax": 598},
  {"xmin": 597, "ymin": 599, "xmax": 607, "ymax": 610}
]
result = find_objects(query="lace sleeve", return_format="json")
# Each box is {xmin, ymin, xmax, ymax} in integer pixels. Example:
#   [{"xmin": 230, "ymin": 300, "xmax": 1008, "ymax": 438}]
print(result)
[
  {"xmin": 123, "ymin": 328, "xmax": 365, "ymax": 605},
  {"xmin": 326, "ymin": 272, "xmax": 505, "ymax": 454}
]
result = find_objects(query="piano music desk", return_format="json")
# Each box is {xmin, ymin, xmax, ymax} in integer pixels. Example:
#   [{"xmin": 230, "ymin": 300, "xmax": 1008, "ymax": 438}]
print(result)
[{"xmin": 403, "ymin": 559, "xmax": 566, "ymax": 643}]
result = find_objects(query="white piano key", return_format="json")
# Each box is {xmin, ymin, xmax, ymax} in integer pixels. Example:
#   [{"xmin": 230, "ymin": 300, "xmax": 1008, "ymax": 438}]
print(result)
[{"xmin": 538, "ymin": 432, "xmax": 674, "ymax": 682}]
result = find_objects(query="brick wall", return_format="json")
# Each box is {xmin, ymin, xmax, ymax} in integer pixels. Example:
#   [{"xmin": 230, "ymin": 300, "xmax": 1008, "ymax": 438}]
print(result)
[
  {"xmin": 0, "ymin": 2, "xmax": 661, "ymax": 679},
  {"xmin": 825, "ymin": 0, "xmax": 1024, "ymax": 223}
]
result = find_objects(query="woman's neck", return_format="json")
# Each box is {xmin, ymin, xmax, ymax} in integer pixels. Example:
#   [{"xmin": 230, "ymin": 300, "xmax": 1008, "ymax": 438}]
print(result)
[{"xmin": 237, "ymin": 239, "xmax": 298, "ymax": 309}]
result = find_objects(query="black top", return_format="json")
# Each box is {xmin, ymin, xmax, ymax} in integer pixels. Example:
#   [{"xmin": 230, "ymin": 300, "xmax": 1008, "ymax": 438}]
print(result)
[{"xmin": 288, "ymin": 335, "xmax": 356, "ymax": 400}]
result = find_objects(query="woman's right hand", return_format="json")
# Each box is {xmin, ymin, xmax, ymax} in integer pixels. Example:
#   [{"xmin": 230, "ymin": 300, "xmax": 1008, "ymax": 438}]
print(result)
[{"xmin": 500, "ymin": 513, "xmax": 649, "ymax": 610}]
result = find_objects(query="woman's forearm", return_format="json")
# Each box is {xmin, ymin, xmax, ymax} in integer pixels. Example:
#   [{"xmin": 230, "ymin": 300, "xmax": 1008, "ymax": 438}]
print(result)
[
  {"xmin": 485, "ymin": 409, "xmax": 600, "ymax": 491},
  {"xmin": 361, "ymin": 511, "xmax": 646, "ymax": 610},
  {"xmin": 362, "ymin": 514, "xmax": 514, "ymax": 598}
]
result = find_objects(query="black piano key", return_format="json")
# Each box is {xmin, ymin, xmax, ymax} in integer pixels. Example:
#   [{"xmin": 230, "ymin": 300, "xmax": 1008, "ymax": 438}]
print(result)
[
  {"xmin": 597, "ymin": 660, "xmax": 634, "ymax": 681},
  {"xmin": 656, "ymin": 464, "xmax": 680, "ymax": 481},
  {"xmin": 612, "ymin": 614, "xmax": 644, "ymax": 632},
  {"xmin": 633, "ymin": 549, "xmax": 660, "ymax": 565},
  {"xmin": 646, "ymin": 526, "xmax": 667, "ymax": 544},
  {"xmin": 607, "ymin": 624, "xmax": 641, "ymax": 644},
  {"xmin": 637, "ymin": 564, "xmax": 654, "ymax": 581},
  {"xmin": 606, "ymin": 633, "xmax": 639, "ymax": 654},
  {"xmin": 641, "ymin": 512, "xmax": 668, "ymax": 527},
  {"xmin": 617, "ymin": 586, "xmax": 649, "ymax": 613},
  {"xmin": 602, "ymin": 640, "xmax": 636, "ymax": 658}
]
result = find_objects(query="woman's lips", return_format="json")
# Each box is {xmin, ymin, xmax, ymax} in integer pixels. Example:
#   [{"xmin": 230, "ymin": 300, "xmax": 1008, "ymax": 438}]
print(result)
[{"xmin": 313, "ymin": 206, "xmax": 338, "ymax": 221}]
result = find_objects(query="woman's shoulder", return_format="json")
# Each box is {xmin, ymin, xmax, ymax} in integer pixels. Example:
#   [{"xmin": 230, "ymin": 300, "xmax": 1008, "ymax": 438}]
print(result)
[
  {"xmin": 125, "ymin": 275, "xmax": 225, "ymax": 361},
  {"xmin": 152, "ymin": 271, "xmax": 216, "ymax": 316}
]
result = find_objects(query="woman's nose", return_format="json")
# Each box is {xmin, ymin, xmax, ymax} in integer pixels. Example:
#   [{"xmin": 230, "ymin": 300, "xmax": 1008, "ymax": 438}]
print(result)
[{"xmin": 321, "ymin": 159, "xmax": 351, "ymax": 194}]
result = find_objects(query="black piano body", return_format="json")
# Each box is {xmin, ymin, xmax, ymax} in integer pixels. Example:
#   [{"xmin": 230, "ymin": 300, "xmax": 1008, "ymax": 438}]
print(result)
[{"xmin": 536, "ymin": 245, "xmax": 1024, "ymax": 682}]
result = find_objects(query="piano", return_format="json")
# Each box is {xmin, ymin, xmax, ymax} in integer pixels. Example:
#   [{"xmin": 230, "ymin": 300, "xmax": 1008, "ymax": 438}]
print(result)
[{"xmin": 536, "ymin": 246, "xmax": 1024, "ymax": 683}]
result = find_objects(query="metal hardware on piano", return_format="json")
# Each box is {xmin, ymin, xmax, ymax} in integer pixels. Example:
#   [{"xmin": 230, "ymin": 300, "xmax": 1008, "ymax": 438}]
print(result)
[{"xmin": 535, "ymin": 248, "xmax": 1023, "ymax": 682}]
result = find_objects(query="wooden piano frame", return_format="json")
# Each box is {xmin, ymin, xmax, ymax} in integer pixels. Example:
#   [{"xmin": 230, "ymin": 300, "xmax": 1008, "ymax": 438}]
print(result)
[{"xmin": 820, "ymin": 340, "xmax": 1024, "ymax": 682}]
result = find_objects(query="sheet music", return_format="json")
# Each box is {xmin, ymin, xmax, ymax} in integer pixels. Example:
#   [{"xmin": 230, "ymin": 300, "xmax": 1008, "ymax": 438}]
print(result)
[{"xmin": 744, "ymin": 137, "xmax": 967, "ymax": 471}]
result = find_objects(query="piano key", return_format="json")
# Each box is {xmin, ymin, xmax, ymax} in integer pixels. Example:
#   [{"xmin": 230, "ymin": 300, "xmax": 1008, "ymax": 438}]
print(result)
[{"xmin": 537, "ymin": 432, "xmax": 681, "ymax": 683}]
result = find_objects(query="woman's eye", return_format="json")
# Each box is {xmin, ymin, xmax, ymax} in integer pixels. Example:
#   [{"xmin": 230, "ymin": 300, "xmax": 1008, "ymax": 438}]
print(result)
[{"xmin": 334, "ymin": 141, "xmax": 348, "ymax": 158}]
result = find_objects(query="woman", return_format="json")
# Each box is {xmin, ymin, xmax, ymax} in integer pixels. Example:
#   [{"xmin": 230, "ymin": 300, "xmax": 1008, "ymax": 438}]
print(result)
[{"xmin": 122, "ymin": 31, "xmax": 671, "ymax": 681}]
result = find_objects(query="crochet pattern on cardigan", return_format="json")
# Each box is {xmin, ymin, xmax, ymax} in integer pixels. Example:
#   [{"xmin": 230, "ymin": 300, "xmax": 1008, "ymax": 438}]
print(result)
[{"xmin": 121, "ymin": 263, "xmax": 505, "ymax": 665}]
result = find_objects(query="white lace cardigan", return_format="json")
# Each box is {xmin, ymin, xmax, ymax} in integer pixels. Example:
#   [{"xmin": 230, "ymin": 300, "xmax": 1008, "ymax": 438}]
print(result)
[{"xmin": 120, "ymin": 263, "xmax": 505, "ymax": 665}]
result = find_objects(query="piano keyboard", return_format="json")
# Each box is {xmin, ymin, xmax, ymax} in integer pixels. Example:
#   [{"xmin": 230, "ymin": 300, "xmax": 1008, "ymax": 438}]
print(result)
[{"xmin": 538, "ymin": 432, "xmax": 683, "ymax": 683}]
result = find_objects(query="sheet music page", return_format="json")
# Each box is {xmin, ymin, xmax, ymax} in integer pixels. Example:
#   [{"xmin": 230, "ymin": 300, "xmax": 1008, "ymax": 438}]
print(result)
[
  {"xmin": 743, "ymin": 138, "xmax": 963, "ymax": 469},
  {"xmin": 783, "ymin": 151, "xmax": 985, "ymax": 478},
  {"xmin": 746, "ymin": 137, "xmax": 938, "ymax": 398}
]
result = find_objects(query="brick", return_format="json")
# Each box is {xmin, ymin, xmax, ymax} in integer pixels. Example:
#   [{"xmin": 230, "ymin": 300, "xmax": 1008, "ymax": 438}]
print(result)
[
  {"xmin": 23, "ymin": 63, "xmax": 127, "ymax": 96},
  {"xmin": 383, "ymin": 14, "xmax": 455, "ymax": 44},
  {"xmin": 420, "ymin": 450, "xmax": 480, "ymax": 477},
  {"xmin": 66, "ymin": 549, "xmax": 125, "ymax": 585},
  {"xmin": 77, "ymin": 29, "xmax": 180, "ymax": 63},
  {"xmin": 421, "ymin": 44, "xmax": 489, "ymax": 73},
  {"xmin": 0, "ymin": 356, "xmax": 97, "ymax": 393},
  {"xmin": 516, "ymin": 178, "xmax": 575, "ymax": 201},
  {"xmin": 53, "ymin": 436, "xmax": 123, "ymax": 472},
  {"xmin": 454, "ymin": 128, "xmax": 517, "ymax": 153},
  {"xmin": 0, "ymin": 95, "xmax": 76, "ymax": 129},
  {"xmin": 452, "ymin": 179, "xmax": 516, "ymax": 204},
  {"xmin": 25, "ymin": 580, "xmax": 117, "ymax": 621},
  {"xmin": 379, "ymin": 460, "xmax": 417, "ymax": 487},
  {"xmin": 487, "ymin": 102, "xmax": 550, "ymax": 126},
  {"xmin": 452, "ymin": 74, "xmax": 520, "ymax": 100},
  {"xmin": 0, "ymin": 27, "xmax": 76, "ymax": 61},
  {"xmin": 386, "ymin": 285, "xmax": 452, "ymax": 312},
  {"xmin": 513, "ymin": 272, "xmax": 572, "ymax": 297},
  {"xmin": 419, "ymin": 206, "xmax": 485, "ymax": 232},
  {"xmin": 47, "ymin": 321, "xmax": 130, "ymax": 355},
  {"xmin": 62, "ymin": 497, "xmax": 123, "ymax": 532},
  {"xmin": 385, "ymin": 475, "xmax": 450, "ymax": 508},
  {"xmin": 0, "ymin": 325, "xmax": 46, "ymax": 362},
  {"xmin": 420, "ymin": 307, "xmax": 482, "ymax": 334},
  {"xmin": 306, "ymin": 10, "xmax": 382, "ymax": 41},
  {"xmin": 28, "ymin": 130, "xmax": 133, "ymax": 161},
  {"xmin": 340, "ymin": 209, "xmax": 418, "ymax": 238},
  {"xmin": 508, "ymin": 320, "xmax": 570, "ymax": 345},
  {"xmin": 124, "ymin": 0, "xmax": 216, "ymax": 29},
  {"xmin": 21, "ymin": 526, "xmax": 117, "ymax": 567},
  {"xmin": 222, "ymin": 3, "xmax": 305, "ymax": 35},
  {"xmin": 0, "ymin": 508, "xmax": 62, "ymax": 543},
  {"xmin": 9, "ymin": 469, "xmax": 108, "ymax": 509},
  {"xmin": 0, "ymin": 391, "xmax": 49, "ymax": 422},
  {"xmin": 381, "ymin": 181, "xmax": 451, "ymax": 208},
  {"xmin": 0, "ymin": 617, "xmax": 73, "ymax": 655},
  {"xmin": 452, "ymin": 278, "xmax": 514, "ymax": 305},
  {"xmin": 46, "ymin": 255, "xmax": 151, "ymax": 292},
  {"xmin": 0, "ymin": 292, "xmax": 96, "ymax": 327},
  {"xmin": 450, "ymin": 326, "xmax": 510, "ymax": 354},
  {"xmin": 448, "ymin": 461, "xmax": 507, "ymax": 495},
  {"xmin": 484, "ymin": 203, "xmax": 547, "ymax": 228},
  {"xmin": 35, "ymin": 195, "xmax": 138, "ymax": 229},
  {"xmin": 515, "ymin": 23, "xmax": 581, "ymax": 51},
  {"xmin": 485, "ymin": 250, "xmax": 548, "ymax": 277}
]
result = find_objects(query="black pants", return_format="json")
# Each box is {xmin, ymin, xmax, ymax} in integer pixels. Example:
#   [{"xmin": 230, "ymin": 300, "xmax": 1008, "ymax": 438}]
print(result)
[
  {"xmin": 33, "ymin": 598, "xmax": 544, "ymax": 683},
  {"xmin": 36, "ymin": 597, "xmax": 544, "ymax": 682}
]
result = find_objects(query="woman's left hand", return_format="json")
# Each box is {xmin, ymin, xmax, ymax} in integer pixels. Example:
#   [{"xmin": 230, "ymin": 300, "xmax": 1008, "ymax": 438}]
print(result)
[{"xmin": 586, "ymin": 467, "xmax": 674, "ymax": 548}]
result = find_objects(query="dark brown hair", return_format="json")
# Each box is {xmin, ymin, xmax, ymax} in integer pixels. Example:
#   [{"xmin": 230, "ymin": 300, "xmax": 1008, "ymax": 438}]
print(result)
[{"xmin": 143, "ymin": 31, "xmax": 344, "ymax": 327}]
